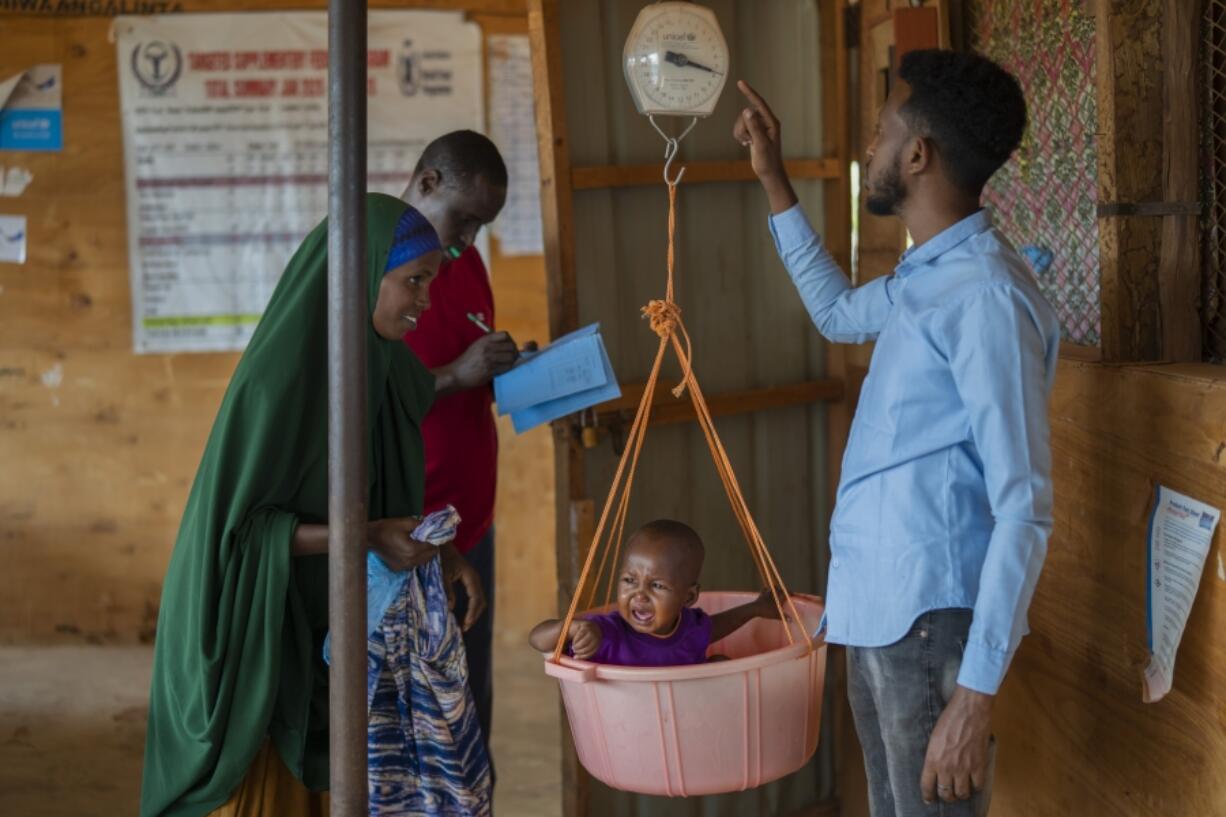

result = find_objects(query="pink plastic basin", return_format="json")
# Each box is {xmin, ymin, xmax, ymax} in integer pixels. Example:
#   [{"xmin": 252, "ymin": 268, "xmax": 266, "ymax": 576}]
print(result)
[{"xmin": 544, "ymin": 591, "xmax": 826, "ymax": 797}]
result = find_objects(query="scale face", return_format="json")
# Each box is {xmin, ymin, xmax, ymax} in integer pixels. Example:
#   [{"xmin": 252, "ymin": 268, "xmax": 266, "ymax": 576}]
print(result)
[{"xmin": 623, "ymin": 2, "xmax": 729, "ymax": 118}]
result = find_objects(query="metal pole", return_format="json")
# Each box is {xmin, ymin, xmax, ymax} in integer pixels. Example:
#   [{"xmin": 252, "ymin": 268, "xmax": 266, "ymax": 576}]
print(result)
[{"xmin": 327, "ymin": 0, "xmax": 368, "ymax": 815}]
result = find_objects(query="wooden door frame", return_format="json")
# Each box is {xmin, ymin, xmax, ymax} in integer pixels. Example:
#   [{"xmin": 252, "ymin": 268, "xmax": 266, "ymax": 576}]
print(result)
[{"xmin": 529, "ymin": 1, "xmax": 854, "ymax": 813}]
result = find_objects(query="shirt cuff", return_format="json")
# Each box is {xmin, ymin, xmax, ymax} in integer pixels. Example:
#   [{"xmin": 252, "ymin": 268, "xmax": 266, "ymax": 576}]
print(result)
[
  {"xmin": 957, "ymin": 639, "xmax": 1014, "ymax": 695},
  {"xmin": 768, "ymin": 203, "xmax": 818, "ymax": 255}
]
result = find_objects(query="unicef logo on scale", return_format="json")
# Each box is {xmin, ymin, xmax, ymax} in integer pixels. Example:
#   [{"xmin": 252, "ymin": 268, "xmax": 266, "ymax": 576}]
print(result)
[{"xmin": 131, "ymin": 41, "xmax": 184, "ymax": 96}]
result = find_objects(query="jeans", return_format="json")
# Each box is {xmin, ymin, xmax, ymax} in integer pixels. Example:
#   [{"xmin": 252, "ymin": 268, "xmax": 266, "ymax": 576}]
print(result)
[
  {"xmin": 847, "ymin": 609, "xmax": 996, "ymax": 817},
  {"xmin": 453, "ymin": 528, "xmax": 495, "ymax": 785}
]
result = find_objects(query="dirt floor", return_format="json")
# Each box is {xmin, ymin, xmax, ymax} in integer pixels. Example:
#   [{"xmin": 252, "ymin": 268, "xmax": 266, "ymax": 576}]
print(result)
[{"xmin": 0, "ymin": 644, "xmax": 561, "ymax": 817}]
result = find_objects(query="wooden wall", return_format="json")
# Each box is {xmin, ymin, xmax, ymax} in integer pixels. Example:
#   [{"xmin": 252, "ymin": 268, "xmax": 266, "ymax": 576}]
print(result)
[
  {"xmin": 993, "ymin": 361, "xmax": 1226, "ymax": 816},
  {"xmin": 0, "ymin": 0, "xmax": 557, "ymax": 648}
]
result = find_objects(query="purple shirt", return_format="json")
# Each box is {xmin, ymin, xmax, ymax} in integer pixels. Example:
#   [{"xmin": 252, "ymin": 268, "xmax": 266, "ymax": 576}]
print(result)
[{"xmin": 576, "ymin": 608, "xmax": 713, "ymax": 667}]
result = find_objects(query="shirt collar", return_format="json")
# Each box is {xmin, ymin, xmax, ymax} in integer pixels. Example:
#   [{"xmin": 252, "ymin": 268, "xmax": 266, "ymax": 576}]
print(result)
[{"xmin": 896, "ymin": 209, "xmax": 993, "ymax": 278}]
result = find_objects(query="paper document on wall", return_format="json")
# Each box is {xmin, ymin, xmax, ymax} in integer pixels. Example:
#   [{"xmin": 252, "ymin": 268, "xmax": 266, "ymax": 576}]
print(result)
[
  {"xmin": 0, "ymin": 215, "xmax": 27, "ymax": 264},
  {"xmin": 114, "ymin": 12, "xmax": 482, "ymax": 354},
  {"xmin": 1142, "ymin": 485, "xmax": 1221, "ymax": 703},
  {"xmin": 487, "ymin": 34, "xmax": 543, "ymax": 256},
  {"xmin": 493, "ymin": 323, "xmax": 620, "ymax": 433}
]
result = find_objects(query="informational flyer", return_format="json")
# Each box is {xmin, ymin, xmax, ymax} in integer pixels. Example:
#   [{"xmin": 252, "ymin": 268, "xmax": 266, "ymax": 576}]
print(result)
[
  {"xmin": 487, "ymin": 34, "xmax": 543, "ymax": 256},
  {"xmin": 1143, "ymin": 485, "xmax": 1221, "ymax": 703},
  {"xmin": 115, "ymin": 12, "xmax": 482, "ymax": 353}
]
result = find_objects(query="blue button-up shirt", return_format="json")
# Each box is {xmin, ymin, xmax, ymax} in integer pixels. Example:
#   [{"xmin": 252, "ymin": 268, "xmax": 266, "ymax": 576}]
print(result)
[{"xmin": 770, "ymin": 205, "xmax": 1060, "ymax": 694}]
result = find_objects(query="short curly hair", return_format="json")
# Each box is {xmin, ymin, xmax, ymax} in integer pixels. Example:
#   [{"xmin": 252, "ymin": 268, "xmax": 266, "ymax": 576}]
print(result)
[
  {"xmin": 897, "ymin": 49, "xmax": 1027, "ymax": 195},
  {"xmin": 414, "ymin": 129, "xmax": 508, "ymax": 190}
]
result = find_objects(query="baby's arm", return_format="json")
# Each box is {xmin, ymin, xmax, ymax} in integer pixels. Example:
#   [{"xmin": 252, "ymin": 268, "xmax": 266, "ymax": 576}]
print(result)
[
  {"xmin": 529, "ymin": 618, "xmax": 603, "ymax": 659},
  {"xmin": 708, "ymin": 590, "xmax": 788, "ymax": 644}
]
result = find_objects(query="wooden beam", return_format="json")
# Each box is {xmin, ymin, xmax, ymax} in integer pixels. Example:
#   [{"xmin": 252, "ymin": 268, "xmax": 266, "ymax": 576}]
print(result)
[
  {"xmin": 71, "ymin": 0, "xmax": 533, "ymax": 12},
  {"xmin": 529, "ymin": 0, "xmax": 578, "ymax": 342},
  {"xmin": 821, "ymin": 2, "xmax": 867, "ymax": 816},
  {"xmin": 592, "ymin": 378, "xmax": 845, "ymax": 431},
  {"xmin": 1096, "ymin": 0, "xmax": 1165, "ymax": 362},
  {"xmin": 1059, "ymin": 341, "xmax": 1104, "ymax": 363},
  {"xmin": 1157, "ymin": 0, "xmax": 1202, "ymax": 361},
  {"xmin": 528, "ymin": 3, "xmax": 589, "ymax": 817},
  {"xmin": 571, "ymin": 157, "xmax": 841, "ymax": 190},
  {"xmin": 468, "ymin": 12, "xmax": 529, "ymax": 34}
]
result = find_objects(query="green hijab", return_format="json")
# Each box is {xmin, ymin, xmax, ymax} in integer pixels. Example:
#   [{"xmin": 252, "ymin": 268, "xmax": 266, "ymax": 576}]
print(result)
[{"xmin": 141, "ymin": 193, "xmax": 435, "ymax": 817}]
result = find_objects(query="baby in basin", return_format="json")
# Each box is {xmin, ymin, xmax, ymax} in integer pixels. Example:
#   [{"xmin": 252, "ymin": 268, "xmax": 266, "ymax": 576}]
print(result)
[{"xmin": 529, "ymin": 519, "xmax": 784, "ymax": 666}]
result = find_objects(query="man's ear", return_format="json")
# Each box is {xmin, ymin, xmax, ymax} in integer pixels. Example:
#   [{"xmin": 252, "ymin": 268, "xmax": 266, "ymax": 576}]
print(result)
[
  {"xmin": 684, "ymin": 583, "xmax": 701, "ymax": 607},
  {"xmin": 416, "ymin": 167, "xmax": 441, "ymax": 196},
  {"xmin": 906, "ymin": 134, "xmax": 934, "ymax": 177}
]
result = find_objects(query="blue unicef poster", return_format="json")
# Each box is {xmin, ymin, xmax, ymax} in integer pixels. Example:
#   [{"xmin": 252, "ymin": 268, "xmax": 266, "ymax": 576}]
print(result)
[{"xmin": 0, "ymin": 64, "xmax": 63, "ymax": 152}]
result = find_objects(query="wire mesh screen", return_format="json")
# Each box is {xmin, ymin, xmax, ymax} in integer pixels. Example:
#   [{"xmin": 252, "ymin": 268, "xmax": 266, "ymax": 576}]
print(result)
[
  {"xmin": 1203, "ymin": 0, "xmax": 1226, "ymax": 363},
  {"xmin": 966, "ymin": 0, "xmax": 1101, "ymax": 346}
]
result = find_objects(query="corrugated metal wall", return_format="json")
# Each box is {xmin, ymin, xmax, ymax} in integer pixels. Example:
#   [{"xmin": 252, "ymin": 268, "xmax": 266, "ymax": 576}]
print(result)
[{"xmin": 556, "ymin": 2, "xmax": 835, "ymax": 814}]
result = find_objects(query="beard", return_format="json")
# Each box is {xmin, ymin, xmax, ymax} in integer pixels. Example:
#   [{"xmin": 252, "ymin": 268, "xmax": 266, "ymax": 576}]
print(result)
[{"xmin": 864, "ymin": 156, "xmax": 906, "ymax": 216}]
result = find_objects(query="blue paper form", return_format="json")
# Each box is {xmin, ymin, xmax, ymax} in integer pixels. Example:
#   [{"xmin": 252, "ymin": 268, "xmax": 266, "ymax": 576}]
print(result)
[{"xmin": 493, "ymin": 323, "xmax": 620, "ymax": 433}]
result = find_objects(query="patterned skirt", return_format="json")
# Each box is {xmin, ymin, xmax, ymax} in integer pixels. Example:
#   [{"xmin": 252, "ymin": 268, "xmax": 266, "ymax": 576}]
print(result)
[{"xmin": 366, "ymin": 557, "xmax": 492, "ymax": 817}]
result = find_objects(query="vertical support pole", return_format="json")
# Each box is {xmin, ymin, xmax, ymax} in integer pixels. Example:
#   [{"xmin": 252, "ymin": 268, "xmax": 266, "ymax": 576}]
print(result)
[
  {"xmin": 823, "ymin": 2, "xmax": 872, "ymax": 816},
  {"xmin": 1096, "ymin": 0, "xmax": 1165, "ymax": 362},
  {"xmin": 1157, "ymin": 0, "xmax": 1202, "ymax": 361},
  {"xmin": 327, "ymin": 1, "xmax": 368, "ymax": 815},
  {"xmin": 528, "ymin": 1, "xmax": 587, "ymax": 815}
]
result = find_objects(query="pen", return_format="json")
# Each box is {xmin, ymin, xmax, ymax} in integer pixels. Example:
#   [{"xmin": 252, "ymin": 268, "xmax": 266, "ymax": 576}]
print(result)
[{"xmin": 467, "ymin": 312, "xmax": 493, "ymax": 333}]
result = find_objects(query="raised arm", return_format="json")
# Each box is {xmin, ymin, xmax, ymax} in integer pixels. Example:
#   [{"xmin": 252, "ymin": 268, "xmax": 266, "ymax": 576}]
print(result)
[{"xmin": 735, "ymin": 80, "xmax": 893, "ymax": 343}]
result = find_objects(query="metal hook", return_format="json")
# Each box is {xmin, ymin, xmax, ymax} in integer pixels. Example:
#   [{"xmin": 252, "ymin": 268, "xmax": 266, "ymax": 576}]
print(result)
[
  {"xmin": 649, "ymin": 115, "xmax": 698, "ymax": 186},
  {"xmin": 663, "ymin": 138, "xmax": 685, "ymax": 186}
]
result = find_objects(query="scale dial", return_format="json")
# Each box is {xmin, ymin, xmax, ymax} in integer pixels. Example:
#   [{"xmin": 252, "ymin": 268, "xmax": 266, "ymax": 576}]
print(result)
[{"xmin": 623, "ymin": 2, "xmax": 729, "ymax": 118}]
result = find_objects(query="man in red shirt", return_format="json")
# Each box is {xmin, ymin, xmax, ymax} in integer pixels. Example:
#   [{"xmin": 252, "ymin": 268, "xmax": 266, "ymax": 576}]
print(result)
[{"xmin": 400, "ymin": 131, "xmax": 532, "ymax": 770}]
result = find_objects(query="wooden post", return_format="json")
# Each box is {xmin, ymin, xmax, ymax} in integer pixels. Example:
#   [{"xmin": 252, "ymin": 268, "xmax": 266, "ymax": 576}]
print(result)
[
  {"xmin": 820, "ymin": 2, "xmax": 869, "ymax": 816},
  {"xmin": 1157, "ymin": 0, "xmax": 1203, "ymax": 361},
  {"xmin": 528, "ymin": 1, "xmax": 590, "ymax": 816},
  {"xmin": 1096, "ymin": 0, "xmax": 1165, "ymax": 362}
]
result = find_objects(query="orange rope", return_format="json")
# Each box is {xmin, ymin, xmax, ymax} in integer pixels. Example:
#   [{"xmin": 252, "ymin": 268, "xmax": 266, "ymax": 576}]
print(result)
[{"xmin": 552, "ymin": 175, "xmax": 813, "ymax": 663}]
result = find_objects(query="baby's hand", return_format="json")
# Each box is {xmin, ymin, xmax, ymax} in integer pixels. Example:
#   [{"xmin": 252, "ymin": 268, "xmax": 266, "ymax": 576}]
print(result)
[
  {"xmin": 753, "ymin": 588, "xmax": 791, "ymax": 620},
  {"xmin": 568, "ymin": 620, "xmax": 603, "ymax": 660}
]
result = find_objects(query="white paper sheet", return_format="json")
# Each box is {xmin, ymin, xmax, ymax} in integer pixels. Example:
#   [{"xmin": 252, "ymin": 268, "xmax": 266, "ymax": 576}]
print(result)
[
  {"xmin": 486, "ymin": 34, "xmax": 543, "ymax": 256},
  {"xmin": 0, "ymin": 215, "xmax": 27, "ymax": 264},
  {"xmin": 1143, "ymin": 485, "xmax": 1221, "ymax": 702}
]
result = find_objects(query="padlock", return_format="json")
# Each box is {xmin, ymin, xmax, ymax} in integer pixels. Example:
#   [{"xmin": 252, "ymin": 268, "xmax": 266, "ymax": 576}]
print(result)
[{"xmin": 581, "ymin": 425, "xmax": 599, "ymax": 449}]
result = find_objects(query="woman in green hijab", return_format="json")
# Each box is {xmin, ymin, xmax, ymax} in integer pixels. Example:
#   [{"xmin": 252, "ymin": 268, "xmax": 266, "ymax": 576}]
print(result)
[{"xmin": 140, "ymin": 195, "xmax": 484, "ymax": 817}]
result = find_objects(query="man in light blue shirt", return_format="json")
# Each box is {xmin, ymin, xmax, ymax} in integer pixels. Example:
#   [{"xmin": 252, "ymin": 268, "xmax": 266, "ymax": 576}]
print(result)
[{"xmin": 734, "ymin": 50, "xmax": 1059, "ymax": 817}]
